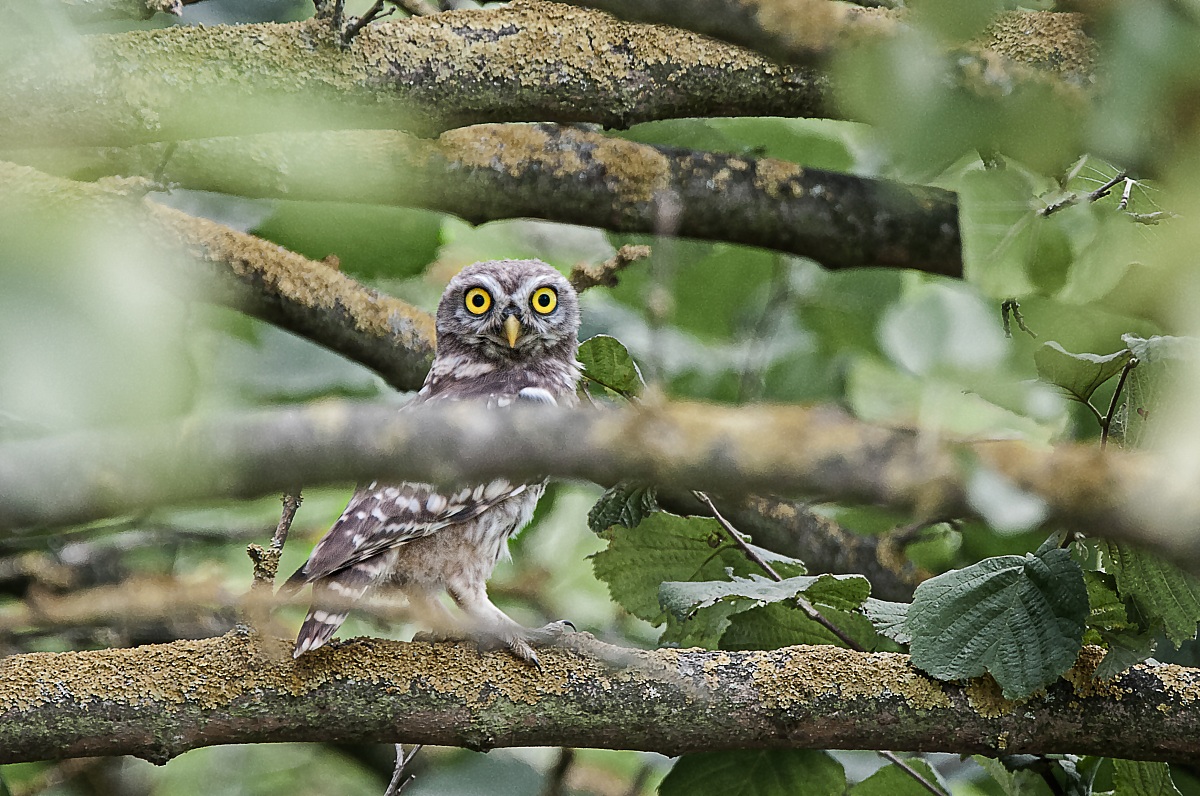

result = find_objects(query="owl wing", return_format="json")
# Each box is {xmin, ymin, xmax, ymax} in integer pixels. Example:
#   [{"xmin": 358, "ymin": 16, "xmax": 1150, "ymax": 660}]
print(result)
[{"xmin": 291, "ymin": 384, "xmax": 558, "ymax": 584}]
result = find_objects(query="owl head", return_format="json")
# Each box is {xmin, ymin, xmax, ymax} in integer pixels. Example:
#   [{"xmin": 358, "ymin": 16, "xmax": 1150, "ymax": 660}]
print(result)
[{"xmin": 436, "ymin": 259, "xmax": 580, "ymax": 364}]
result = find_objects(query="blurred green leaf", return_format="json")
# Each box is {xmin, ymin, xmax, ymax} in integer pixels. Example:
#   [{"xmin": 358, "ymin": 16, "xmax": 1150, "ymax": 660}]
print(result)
[
  {"xmin": 907, "ymin": 547, "xmax": 1088, "ymax": 699},
  {"xmin": 721, "ymin": 599, "xmax": 879, "ymax": 651},
  {"xmin": 850, "ymin": 758, "xmax": 943, "ymax": 796},
  {"xmin": 1100, "ymin": 540, "xmax": 1200, "ymax": 648},
  {"xmin": 1111, "ymin": 760, "xmax": 1183, "ymax": 796},
  {"xmin": 659, "ymin": 750, "xmax": 845, "ymax": 796},
  {"xmin": 975, "ymin": 756, "xmax": 1056, "ymax": 796},
  {"xmin": 1034, "ymin": 341, "xmax": 1133, "ymax": 404},
  {"xmin": 659, "ymin": 572, "xmax": 868, "ymax": 622},
  {"xmin": 578, "ymin": 334, "xmax": 644, "ymax": 396}
]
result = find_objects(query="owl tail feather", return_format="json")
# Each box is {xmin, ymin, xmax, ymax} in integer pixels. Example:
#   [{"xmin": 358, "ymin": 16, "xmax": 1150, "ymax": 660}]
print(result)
[{"xmin": 292, "ymin": 568, "xmax": 373, "ymax": 658}]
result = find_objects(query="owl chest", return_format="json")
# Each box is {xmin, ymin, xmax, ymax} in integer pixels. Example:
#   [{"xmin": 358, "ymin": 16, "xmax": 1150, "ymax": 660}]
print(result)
[{"xmin": 387, "ymin": 484, "xmax": 544, "ymax": 589}]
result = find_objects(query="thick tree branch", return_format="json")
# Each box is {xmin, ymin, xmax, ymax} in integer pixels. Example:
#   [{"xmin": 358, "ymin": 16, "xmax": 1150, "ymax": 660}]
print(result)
[
  {"xmin": 1, "ymin": 630, "xmax": 1198, "ymax": 763},
  {"xmin": 60, "ymin": 0, "xmax": 206, "ymax": 22},
  {"xmin": 9, "ymin": 125, "xmax": 961, "ymax": 274},
  {"xmin": 1, "ymin": 400, "xmax": 1198, "ymax": 577},
  {"xmin": 0, "ymin": 1, "xmax": 831, "ymax": 148},
  {"xmin": 1, "ymin": 160, "xmax": 435, "ymax": 392}
]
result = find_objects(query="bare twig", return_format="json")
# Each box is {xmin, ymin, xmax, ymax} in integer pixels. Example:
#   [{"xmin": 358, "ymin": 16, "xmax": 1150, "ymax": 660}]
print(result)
[
  {"xmin": 569, "ymin": 245, "xmax": 652, "ymax": 292},
  {"xmin": 384, "ymin": 743, "xmax": 422, "ymax": 796},
  {"xmin": 538, "ymin": 748, "xmax": 576, "ymax": 796},
  {"xmin": 1040, "ymin": 171, "xmax": 1127, "ymax": 217},
  {"xmin": 248, "ymin": 493, "xmax": 302, "ymax": 588},
  {"xmin": 878, "ymin": 752, "xmax": 950, "ymax": 796},
  {"xmin": 342, "ymin": 0, "xmax": 397, "ymax": 44},
  {"xmin": 1001, "ymin": 299, "xmax": 1036, "ymax": 339},
  {"xmin": 395, "ymin": 0, "xmax": 441, "ymax": 15},
  {"xmin": 1100, "ymin": 357, "xmax": 1139, "ymax": 450}
]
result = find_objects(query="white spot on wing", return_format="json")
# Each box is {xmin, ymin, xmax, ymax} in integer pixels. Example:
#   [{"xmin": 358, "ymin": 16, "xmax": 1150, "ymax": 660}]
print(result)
[
  {"xmin": 518, "ymin": 387, "xmax": 557, "ymax": 405},
  {"xmin": 426, "ymin": 494, "xmax": 447, "ymax": 513}
]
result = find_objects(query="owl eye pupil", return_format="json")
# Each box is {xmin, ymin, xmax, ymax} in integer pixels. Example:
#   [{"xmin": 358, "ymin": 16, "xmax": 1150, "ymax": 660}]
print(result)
[
  {"xmin": 537, "ymin": 294, "xmax": 549, "ymax": 307},
  {"xmin": 471, "ymin": 294, "xmax": 485, "ymax": 308}
]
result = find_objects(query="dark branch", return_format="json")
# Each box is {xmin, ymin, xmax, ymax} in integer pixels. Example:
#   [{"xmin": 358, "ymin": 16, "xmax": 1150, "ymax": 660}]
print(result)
[
  {"xmin": 1, "ymin": 630, "xmax": 1198, "ymax": 764},
  {"xmin": 12, "ymin": 125, "xmax": 962, "ymax": 274},
  {"xmin": 2, "ymin": 401, "xmax": 1199, "ymax": 577}
]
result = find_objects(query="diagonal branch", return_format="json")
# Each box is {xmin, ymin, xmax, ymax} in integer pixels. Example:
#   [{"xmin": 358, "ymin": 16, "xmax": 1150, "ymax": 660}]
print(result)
[
  {"xmin": 1, "ymin": 629, "xmax": 1197, "ymax": 764},
  {"xmin": 9, "ymin": 125, "xmax": 961, "ymax": 274},
  {"xmin": 1, "ymin": 400, "xmax": 1198, "ymax": 578}
]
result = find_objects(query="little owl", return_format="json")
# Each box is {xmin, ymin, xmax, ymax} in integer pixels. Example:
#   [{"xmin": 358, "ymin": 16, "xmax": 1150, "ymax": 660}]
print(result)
[{"xmin": 286, "ymin": 259, "xmax": 581, "ymax": 665}]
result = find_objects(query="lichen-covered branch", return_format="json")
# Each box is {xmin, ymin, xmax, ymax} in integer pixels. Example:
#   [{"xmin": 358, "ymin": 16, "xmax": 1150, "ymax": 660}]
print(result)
[
  {"xmin": 1, "ymin": 629, "xmax": 1197, "ymax": 764},
  {"xmin": 9, "ymin": 125, "xmax": 961, "ymax": 274},
  {"xmin": 2, "ymin": 400, "xmax": 1198, "ymax": 577},
  {"xmin": 561, "ymin": 0, "xmax": 897, "ymax": 66},
  {"xmin": 0, "ymin": 1, "xmax": 831, "ymax": 148},
  {"xmin": 1, "ymin": 160, "xmax": 435, "ymax": 392}
]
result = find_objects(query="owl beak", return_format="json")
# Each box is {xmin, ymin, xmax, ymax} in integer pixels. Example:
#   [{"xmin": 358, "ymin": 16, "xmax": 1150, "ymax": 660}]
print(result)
[{"xmin": 503, "ymin": 315, "xmax": 522, "ymax": 348}]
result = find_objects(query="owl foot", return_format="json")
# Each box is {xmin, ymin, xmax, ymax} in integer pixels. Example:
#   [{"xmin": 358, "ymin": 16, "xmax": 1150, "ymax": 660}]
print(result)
[{"xmin": 504, "ymin": 620, "xmax": 576, "ymax": 669}]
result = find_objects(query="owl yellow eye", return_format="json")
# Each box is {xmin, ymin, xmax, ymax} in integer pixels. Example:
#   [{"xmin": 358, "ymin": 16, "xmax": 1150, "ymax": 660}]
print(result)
[
  {"xmin": 531, "ymin": 287, "xmax": 558, "ymax": 314},
  {"xmin": 464, "ymin": 287, "xmax": 492, "ymax": 315}
]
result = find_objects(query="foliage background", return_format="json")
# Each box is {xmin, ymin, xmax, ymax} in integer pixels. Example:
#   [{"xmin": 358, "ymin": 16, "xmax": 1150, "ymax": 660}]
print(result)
[{"xmin": 4, "ymin": 0, "xmax": 1200, "ymax": 793}]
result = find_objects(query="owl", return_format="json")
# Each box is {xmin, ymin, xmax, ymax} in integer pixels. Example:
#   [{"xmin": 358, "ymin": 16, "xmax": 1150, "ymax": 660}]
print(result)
[{"xmin": 286, "ymin": 259, "xmax": 581, "ymax": 665}]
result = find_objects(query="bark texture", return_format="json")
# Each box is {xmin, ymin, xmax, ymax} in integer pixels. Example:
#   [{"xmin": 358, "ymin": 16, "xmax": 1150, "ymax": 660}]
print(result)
[
  {"xmin": 0, "ymin": 1, "xmax": 831, "ymax": 148},
  {"xmin": 10, "ymin": 125, "xmax": 960, "ymax": 274},
  {"xmin": 1, "ymin": 401, "xmax": 1197, "ymax": 578},
  {"xmin": 1, "ymin": 630, "xmax": 1198, "ymax": 764}
]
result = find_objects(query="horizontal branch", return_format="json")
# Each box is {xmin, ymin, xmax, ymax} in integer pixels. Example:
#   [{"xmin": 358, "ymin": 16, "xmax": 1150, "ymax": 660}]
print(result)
[
  {"xmin": 1, "ymin": 400, "xmax": 1197, "ymax": 576},
  {"xmin": 10, "ymin": 125, "xmax": 961, "ymax": 274},
  {"xmin": 0, "ymin": 1, "xmax": 831, "ymax": 148},
  {"xmin": 1, "ymin": 629, "xmax": 1197, "ymax": 763},
  {"xmin": 60, "ymin": 0, "xmax": 206, "ymax": 22},
  {"xmin": 1, "ymin": 160, "xmax": 435, "ymax": 392}
]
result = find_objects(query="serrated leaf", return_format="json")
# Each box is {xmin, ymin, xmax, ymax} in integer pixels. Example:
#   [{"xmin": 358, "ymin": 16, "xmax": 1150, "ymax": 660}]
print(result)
[
  {"xmin": 1085, "ymin": 570, "xmax": 1134, "ymax": 632},
  {"xmin": 659, "ymin": 750, "xmax": 845, "ymax": 796},
  {"xmin": 721, "ymin": 600, "xmax": 879, "ymax": 650},
  {"xmin": 586, "ymin": 482, "xmax": 658, "ymax": 534},
  {"xmin": 1112, "ymin": 760, "xmax": 1182, "ymax": 796},
  {"xmin": 1034, "ymin": 341, "xmax": 1132, "ymax": 403},
  {"xmin": 850, "ymin": 758, "xmax": 943, "ymax": 796},
  {"xmin": 907, "ymin": 548, "xmax": 1088, "ymax": 699},
  {"xmin": 578, "ymin": 334, "xmax": 644, "ymax": 397},
  {"xmin": 974, "ymin": 757, "xmax": 1056, "ymax": 796},
  {"xmin": 1095, "ymin": 628, "xmax": 1156, "ymax": 680},
  {"xmin": 863, "ymin": 598, "xmax": 913, "ymax": 644},
  {"xmin": 1100, "ymin": 540, "xmax": 1200, "ymax": 647},
  {"xmin": 1116, "ymin": 335, "xmax": 1199, "ymax": 448},
  {"xmin": 659, "ymin": 572, "xmax": 869, "ymax": 620},
  {"xmin": 590, "ymin": 513, "xmax": 764, "ymax": 622}
]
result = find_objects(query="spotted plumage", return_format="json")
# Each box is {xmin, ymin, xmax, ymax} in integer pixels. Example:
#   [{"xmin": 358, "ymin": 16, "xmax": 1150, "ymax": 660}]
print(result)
[{"xmin": 286, "ymin": 260, "xmax": 581, "ymax": 664}]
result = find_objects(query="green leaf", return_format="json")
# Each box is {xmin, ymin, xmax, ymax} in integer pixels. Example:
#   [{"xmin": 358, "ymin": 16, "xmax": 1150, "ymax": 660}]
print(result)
[
  {"xmin": 1085, "ymin": 570, "xmax": 1135, "ymax": 632},
  {"xmin": 1112, "ymin": 760, "xmax": 1182, "ymax": 796},
  {"xmin": 974, "ymin": 757, "xmax": 1055, "ymax": 796},
  {"xmin": 659, "ymin": 750, "xmax": 845, "ymax": 796},
  {"xmin": 591, "ymin": 513, "xmax": 770, "ymax": 622},
  {"xmin": 906, "ymin": 547, "xmax": 1088, "ymax": 699},
  {"xmin": 578, "ymin": 334, "xmax": 644, "ymax": 396},
  {"xmin": 1095, "ymin": 628, "xmax": 1157, "ymax": 680},
  {"xmin": 1100, "ymin": 540, "xmax": 1200, "ymax": 647},
  {"xmin": 721, "ymin": 600, "xmax": 879, "ymax": 651},
  {"xmin": 1083, "ymin": 570, "xmax": 1157, "ymax": 677},
  {"xmin": 1034, "ymin": 341, "xmax": 1133, "ymax": 403},
  {"xmin": 850, "ymin": 758, "xmax": 943, "ymax": 796},
  {"xmin": 1116, "ymin": 335, "xmax": 1200, "ymax": 448},
  {"xmin": 659, "ymin": 572, "xmax": 869, "ymax": 621},
  {"xmin": 586, "ymin": 483, "xmax": 658, "ymax": 534},
  {"xmin": 863, "ymin": 598, "xmax": 912, "ymax": 644}
]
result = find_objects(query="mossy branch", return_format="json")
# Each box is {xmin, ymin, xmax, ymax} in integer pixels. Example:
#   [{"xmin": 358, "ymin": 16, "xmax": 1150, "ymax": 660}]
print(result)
[
  {"xmin": 0, "ymin": 1, "xmax": 831, "ymax": 148},
  {"xmin": 8, "ymin": 125, "xmax": 961, "ymax": 274},
  {"xmin": 1, "ymin": 400, "xmax": 1198, "ymax": 578},
  {"xmin": 1, "ymin": 629, "xmax": 1198, "ymax": 764}
]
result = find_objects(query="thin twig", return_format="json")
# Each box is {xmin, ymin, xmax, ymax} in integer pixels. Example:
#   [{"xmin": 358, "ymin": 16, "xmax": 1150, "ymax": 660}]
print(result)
[
  {"xmin": 248, "ymin": 492, "xmax": 302, "ymax": 588},
  {"xmin": 538, "ymin": 748, "xmax": 576, "ymax": 796},
  {"xmin": 878, "ymin": 752, "xmax": 950, "ymax": 796},
  {"xmin": 1118, "ymin": 178, "xmax": 1135, "ymax": 212},
  {"xmin": 342, "ymin": 0, "xmax": 392, "ymax": 44},
  {"xmin": 395, "ymin": 0, "xmax": 441, "ymax": 15},
  {"xmin": 1100, "ymin": 357, "xmax": 1139, "ymax": 450},
  {"xmin": 384, "ymin": 743, "xmax": 422, "ymax": 796},
  {"xmin": 1001, "ymin": 299, "xmax": 1036, "ymax": 339},
  {"xmin": 1040, "ymin": 171, "xmax": 1127, "ymax": 217},
  {"xmin": 569, "ymin": 244, "xmax": 652, "ymax": 292},
  {"xmin": 692, "ymin": 491, "xmax": 861, "ymax": 650}
]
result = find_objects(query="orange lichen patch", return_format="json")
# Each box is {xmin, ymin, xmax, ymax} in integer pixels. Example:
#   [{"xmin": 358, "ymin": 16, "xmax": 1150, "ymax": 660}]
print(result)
[
  {"xmin": 1156, "ymin": 663, "xmax": 1200, "ymax": 705},
  {"xmin": 749, "ymin": 0, "xmax": 896, "ymax": 57},
  {"xmin": 981, "ymin": 11, "xmax": 1095, "ymax": 80},
  {"xmin": 964, "ymin": 675, "xmax": 1017, "ymax": 718},
  {"xmin": 752, "ymin": 158, "xmax": 805, "ymax": 199},
  {"xmin": 1063, "ymin": 645, "xmax": 1131, "ymax": 700},
  {"xmin": 755, "ymin": 647, "xmax": 951, "ymax": 711},
  {"xmin": 153, "ymin": 202, "xmax": 436, "ymax": 350},
  {"xmin": 439, "ymin": 125, "xmax": 671, "ymax": 205}
]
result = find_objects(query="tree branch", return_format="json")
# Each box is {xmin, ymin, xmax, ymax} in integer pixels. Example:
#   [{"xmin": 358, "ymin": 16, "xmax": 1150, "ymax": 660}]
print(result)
[
  {"xmin": 1, "ymin": 400, "xmax": 1198, "ymax": 577},
  {"xmin": 59, "ymin": 0, "xmax": 207, "ymax": 22},
  {"xmin": 9, "ymin": 125, "xmax": 961, "ymax": 274},
  {"xmin": 1, "ymin": 160, "xmax": 435, "ymax": 392},
  {"xmin": 1, "ymin": 629, "xmax": 1197, "ymax": 764},
  {"xmin": 0, "ymin": 1, "xmax": 832, "ymax": 148}
]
